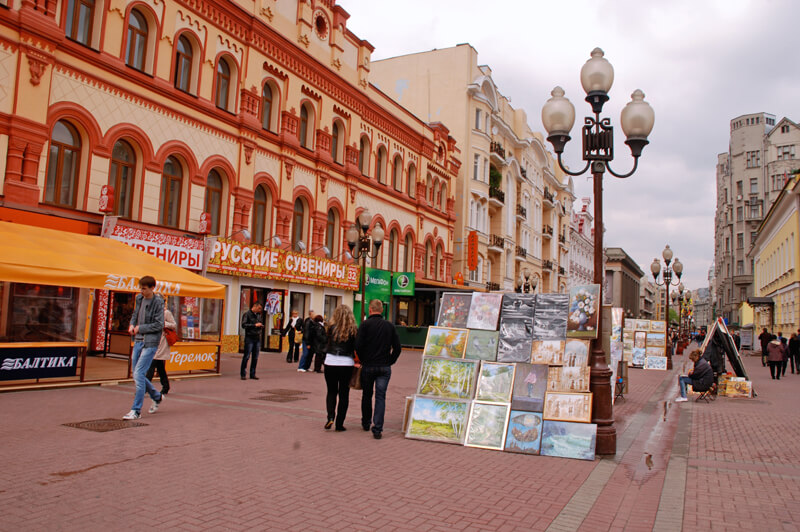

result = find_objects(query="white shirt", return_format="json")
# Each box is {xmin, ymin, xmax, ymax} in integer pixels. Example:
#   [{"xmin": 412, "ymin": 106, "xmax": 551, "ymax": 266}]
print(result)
[{"xmin": 324, "ymin": 353, "xmax": 355, "ymax": 367}]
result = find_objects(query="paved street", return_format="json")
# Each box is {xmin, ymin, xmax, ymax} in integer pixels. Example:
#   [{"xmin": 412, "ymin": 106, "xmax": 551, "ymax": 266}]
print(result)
[{"xmin": 1, "ymin": 347, "xmax": 798, "ymax": 531}]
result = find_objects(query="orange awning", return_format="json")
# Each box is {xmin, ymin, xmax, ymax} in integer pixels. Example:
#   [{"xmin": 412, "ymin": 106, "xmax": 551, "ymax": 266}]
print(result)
[{"xmin": 0, "ymin": 221, "xmax": 224, "ymax": 298}]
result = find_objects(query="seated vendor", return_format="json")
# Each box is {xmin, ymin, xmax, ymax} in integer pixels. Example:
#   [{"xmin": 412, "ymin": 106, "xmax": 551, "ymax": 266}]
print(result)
[{"xmin": 675, "ymin": 349, "xmax": 714, "ymax": 403}]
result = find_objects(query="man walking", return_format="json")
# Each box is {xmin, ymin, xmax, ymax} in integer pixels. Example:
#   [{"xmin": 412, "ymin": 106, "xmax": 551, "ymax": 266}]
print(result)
[
  {"xmin": 355, "ymin": 299, "xmax": 401, "ymax": 439},
  {"xmin": 123, "ymin": 276, "xmax": 165, "ymax": 420},
  {"xmin": 241, "ymin": 302, "xmax": 264, "ymax": 380},
  {"xmin": 758, "ymin": 327, "xmax": 773, "ymax": 367}
]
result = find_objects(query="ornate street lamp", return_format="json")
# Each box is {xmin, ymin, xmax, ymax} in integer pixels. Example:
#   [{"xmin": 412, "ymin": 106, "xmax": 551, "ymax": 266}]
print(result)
[
  {"xmin": 516, "ymin": 268, "xmax": 538, "ymax": 293},
  {"xmin": 346, "ymin": 208, "xmax": 385, "ymax": 322},
  {"xmin": 541, "ymin": 47, "xmax": 654, "ymax": 456},
  {"xmin": 651, "ymin": 245, "xmax": 684, "ymax": 370}
]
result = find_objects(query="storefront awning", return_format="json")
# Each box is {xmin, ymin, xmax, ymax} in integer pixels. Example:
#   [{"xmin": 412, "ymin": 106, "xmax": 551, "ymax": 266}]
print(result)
[{"xmin": 0, "ymin": 221, "xmax": 224, "ymax": 298}]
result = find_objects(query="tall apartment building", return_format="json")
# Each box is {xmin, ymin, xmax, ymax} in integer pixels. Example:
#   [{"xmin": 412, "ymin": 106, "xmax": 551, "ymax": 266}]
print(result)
[
  {"xmin": 568, "ymin": 197, "xmax": 594, "ymax": 288},
  {"xmin": 714, "ymin": 113, "xmax": 799, "ymax": 326},
  {"xmin": 368, "ymin": 44, "xmax": 575, "ymax": 293}
]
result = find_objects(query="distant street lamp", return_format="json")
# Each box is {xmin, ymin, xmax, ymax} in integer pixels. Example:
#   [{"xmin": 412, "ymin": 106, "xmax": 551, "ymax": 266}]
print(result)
[
  {"xmin": 541, "ymin": 47, "xmax": 655, "ymax": 456},
  {"xmin": 651, "ymin": 245, "xmax": 684, "ymax": 370},
  {"xmin": 516, "ymin": 268, "xmax": 537, "ymax": 293},
  {"xmin": 346, "ymin": 209, "xmax": 385, "ymax": 322}
]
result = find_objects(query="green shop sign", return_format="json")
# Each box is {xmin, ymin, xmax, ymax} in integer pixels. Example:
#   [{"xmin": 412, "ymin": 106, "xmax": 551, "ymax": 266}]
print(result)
[
  {"xmin": 364, "ymin": 268, "xmax": 392, "ymax": 300},
  {"xmin": 392, "ymin": 272, "xmax": 415, "ymax": 296}
]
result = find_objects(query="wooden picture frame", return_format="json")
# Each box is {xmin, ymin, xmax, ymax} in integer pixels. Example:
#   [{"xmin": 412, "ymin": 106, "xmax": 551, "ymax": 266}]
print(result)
[
  {"xmin": 416, "ymin": 356, "xmax": 479, "ymax": 399},
  {"xmin": 531, "ymin": 340, "xmax": 564, "ymax": 365},
  {"xmin": 541, "ymin": 420, "xmax": 597, "ymax": 461},
  {"xmin": 466, "ymin": 292, "xmax": 504, "ymax": 330},
  {"xmin": 543, "ymin": 391, "xmax": 593, "ymax": 423},
  {"xmin": 423, "ymin": 326, "xmax": 470, "ymax": 358},
  {"xmin": 504, "ymin": 410, "xmax": 543, "ymax": 455},
  {"xmin": 437, "ymin": 293, "xmax": 472, "ymax": 329},
  {"xmin": 465, "ymin": 401, "xmax": 511, "ymax": 450},
  {"xmin": 566, "ymin": 284, "xmax": 601, "ymax": 339},
  {"xmin": 644, "ymin": 356, "xmax": 668, "ymax": 370},
  {"xmin": 475, "ymin": 361, "xmax": 515, "ymax": 403},
  {"xmin": 406, "ymin": 396, "xmax": 472, "ymax": 445},
  {"xmin": 464, "ymin": 330, "xmax": 499, "ymax": 361},
  {"xmin": 563, "ymin": 339, "xmax": 590, "ymax": 367},
  {"xmin": 547, "ymin": 366, "xmax": 591, "ymax": 392}
]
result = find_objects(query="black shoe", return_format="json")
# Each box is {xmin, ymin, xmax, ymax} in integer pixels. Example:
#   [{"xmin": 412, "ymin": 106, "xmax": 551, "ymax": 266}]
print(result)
[
  {"xmin": 335, "ymin": 426, "xmax": 347, "ymax": 432},
  {"xmin": 241, "ymin": 376, "xmax": 247, "ymax": 380},
  {"xmin": 161, "ymin": 389, "xmax": 169, "ymax": 395},
  {"xmin": 314, "ymin": 370, "xmax": 322, "ymax": 373},
  {"xmin": 325, "ymin": 420, "xmax": 334, "ymax": 430},
  {"xmin": 362, "ymin": 423, "xmax": 370, "ymax": 432},
  {"xmin": 286, "ymin": 359, "xmax": 292, "ymax": 363},
  {"xmin": 250, "ymin": 376, "xmax": 259, "ymax": 380},
  {"xmin": 373, "ymin": 432, "xmax": 382, "ymax": 440}
]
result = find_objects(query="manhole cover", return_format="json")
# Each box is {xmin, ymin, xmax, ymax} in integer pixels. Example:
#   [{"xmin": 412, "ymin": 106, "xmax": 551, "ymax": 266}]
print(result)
[
  {"xmin": 252, "ymin": 395, "xmax": 307, "ymax": 403},
  {"xmin": 63, "ymin": 418, "xmax": 148, "ymax": 432},
  {"xmin": 260, "ymin": 389, "xmax": 310, "ymax": 396}
]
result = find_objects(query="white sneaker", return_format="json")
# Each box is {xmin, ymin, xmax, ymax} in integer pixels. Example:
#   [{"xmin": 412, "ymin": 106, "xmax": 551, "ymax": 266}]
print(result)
[
  {"xmin": 148, "ymin": 395, "xmax": 163, "ymax": 414},
  {"xmin": 122, "ymin": 410, "xmax": 140, "ymax": 420},
  {"xmin": 675, "ymin": 397, "xmax": 688, "ymax": 403},
  {"xmin": 297, "ymin": 368, "xmax": 307, "ymax": 372}
]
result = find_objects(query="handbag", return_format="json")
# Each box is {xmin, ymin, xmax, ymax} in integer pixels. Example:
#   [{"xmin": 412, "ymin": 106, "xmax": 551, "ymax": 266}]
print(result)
[
  {"xmin": 164, "ymin": 327, "xmax": 179, "ymax": 346},
  {"xmin": 350, "ymin": 366, "xmax": 362, "ymax": 390}
]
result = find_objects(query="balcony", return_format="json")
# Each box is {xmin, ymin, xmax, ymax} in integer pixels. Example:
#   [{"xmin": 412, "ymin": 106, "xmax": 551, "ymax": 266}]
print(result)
[
  {"xmin": 543, "ymin": 187, "xmax": 555, "ymax": 207},
  {"xmin": 543, "ymin": 259, "xmax": 554, "ymax": 270},
  {"xmin": 515, "ymin": 245, "xmax": 527, "ymax": 260},
  {"xmin": 488, "ymin": 234, "xmax": 504, "ymax": 253},
  {"xmin": 486, "ymin": 281, "xmax": 501, "ymax": 291},
  {"xmin": 489, "ymin": 186, "xmax": 505, "ymax": 207},
  {"xmin": 543, "ymin": 224, "xmax": 553, "ymax": 238},
  {"xmin": 516, "ymin": 204, "xmax": 527, "ymax": 221},
  {"xmin": 490, "ymin": 141, "xmax": 506, "ymax": 163}
]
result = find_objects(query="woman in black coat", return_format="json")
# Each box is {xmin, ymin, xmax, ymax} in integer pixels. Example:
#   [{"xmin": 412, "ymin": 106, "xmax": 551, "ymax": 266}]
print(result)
[
  {"xmin": 321, "ymin": 305, "xmax": 358, "ymax": 431},
  {"xmin": 281, "ymin": 310, "xmax": 303, "ymax": 363}
]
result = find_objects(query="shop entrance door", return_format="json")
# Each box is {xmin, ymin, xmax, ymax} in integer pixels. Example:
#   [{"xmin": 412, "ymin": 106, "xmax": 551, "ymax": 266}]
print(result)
[{"xmin": 239, "ymin": 287, "xmax": 284, "ymax": 352}]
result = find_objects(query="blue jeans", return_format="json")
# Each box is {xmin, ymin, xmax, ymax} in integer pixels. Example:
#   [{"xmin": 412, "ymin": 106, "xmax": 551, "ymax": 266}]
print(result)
[
  {"xmin": 678, "ymin": 375, "xmax": 693, "ymax": 398},
  {"xmin": 298, "ymin": 342, "xmax": 312, "ymax": 370},
  {"xmin": 361, "ymin": 365, "xmax": 391, "ymax": 434},
  {"xmin": 131, "ymin": 341, "xmax": 161, "ymax": 412},
  {"xmin": 241, "ymin": 337, "xmax": 260, "ymax": 377}
]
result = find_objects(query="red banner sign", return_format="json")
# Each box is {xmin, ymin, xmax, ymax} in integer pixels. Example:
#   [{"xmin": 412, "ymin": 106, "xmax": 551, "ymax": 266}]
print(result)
[
  {"xmin": 110, "ymin": 225, "xmax": 204, "ymax": 270},
  {"xmin": 467, "ymin": 230, "xmax": 478, "ymax": 271},
  {"xmin": 207, "ymin": 238, "xmax": 360, "ymax": 291}
]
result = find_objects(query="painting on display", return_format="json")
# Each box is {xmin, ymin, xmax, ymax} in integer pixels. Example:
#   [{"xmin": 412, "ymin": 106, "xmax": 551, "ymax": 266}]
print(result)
[
  {"xmin": 464, "ymin": 330, "xmax": 499, "ymax": 361},
  {"xmin": 437, "ymin": 293, "xmax": 472, "ymax": 329},
  {"xmin": 644, "ymin": 356, "xmax": 668, "ymax": 370},
  {"xmin": 416, "ymin": 356, "xmax": 479, "ymax": 399},
  {"xmin": 563, "ymin": 340, "xmax": 590, "ymax": 367},
  {"xmin": 423, "ymin": 327, "xmax": 469, "ymax": 358},
  {"xmin": 650, "ymin": 320, "xmax": 667, "ymax": 332},
  {"xmin": 474, "ymin": 361, "xmax": 515, "ymax": 403},
  {"xmin": 543, "ymin": 392, "xmax": 593, "ymax": 423},
  {"xmin": 622, "ymin": 339, "xmax": 634, "ymax": 351},
  {"xmin": 646, "ymin": 346, "xmax": 664, "ymax": 357},
  {"xmin": 634, "ymin": 319, "xmax": 650, "ymax": 331},
  {"xmin": 504, "ymin": 411, "xmax": 543, "ymax": 455},
  {"xmin": 501, "ymin": 294, "xmax": 536, "ymax": 319},
  {"xmin": 532, "ymin": 294, "xmax": 569, "ymax": 340},
  {"xmin": 497, "ymin": 317, "xmax": 534, "ymax": 363},
  {"xmin": 726, "ymin": 379, "xmax": 752, "ymax": 398},
  {"xmin": 566, "ymin": 284, "xmax": 601, "ymax": 339},
  {"xmin": 406, "ymin": 396, "xmax": 471, "ymax": 445},
  {"xmin": 465, "ymin": 402, "xmax": 511, "ymax": 450},
  {"xmin": 466, "ymin": 293, "xmax": 504, "ymax": 330},
  {"xmin": 631, "ymin": 348, "xmax": 646, "ymax": 366},
  {"xmin": 547, "ymin": 366, "xmax": 591, "ymax": 392},
  {"xmin": 633, "ymin": 331, "xmax": 647, "ymax": 349},
  {"xmin": 531, "ymin": 340, "xmax": 565, "ymax": 365},
  {"xmin": 510, "ymin": 363, "xmax": 548, "ymax": 412},
  {"xmin": 647, "ymin": 332, "xmax": 666, "ymax": 347},
  {"xmin": 540, "ymin": 420, "xmax": 597, "ymax": 461},
  {"xmin": 610, "ymin": 307, "xmax": 624, "ymax": 342}
]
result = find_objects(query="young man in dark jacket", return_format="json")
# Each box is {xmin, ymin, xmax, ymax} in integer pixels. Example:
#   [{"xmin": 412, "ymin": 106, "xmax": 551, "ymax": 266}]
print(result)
[
  {"xmin": 758, "ymin": 327, "xmax": 773, "ymax": 367},
  {"xmin": 675, "ymin": 350, "xmax": 714, "ymax": 402},
  {"xmin": 355, "ymin": 299, "xmax": 401, "ymax": 439},
  {"xmin": 240, "ymin": 302, "xmax": 263, "ymax": 380}
]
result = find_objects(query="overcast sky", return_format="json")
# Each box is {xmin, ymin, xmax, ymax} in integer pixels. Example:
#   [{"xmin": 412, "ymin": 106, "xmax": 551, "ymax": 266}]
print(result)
[{"xmin": 337, "ymin": 0, "xmax": 800, "ymax": 292}]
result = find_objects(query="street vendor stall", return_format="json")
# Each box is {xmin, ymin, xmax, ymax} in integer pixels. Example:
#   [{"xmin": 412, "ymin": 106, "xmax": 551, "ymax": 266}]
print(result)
[{"xmin": 0, "ymin": 221, "xmax": 225, "ymax": 389}]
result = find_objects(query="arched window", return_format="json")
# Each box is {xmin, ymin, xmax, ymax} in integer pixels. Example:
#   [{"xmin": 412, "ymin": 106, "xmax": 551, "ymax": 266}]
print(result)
[
  {"xmin": 159, "ymin": 156, "xmax": 182, "ymax": 228},
  {"xmin": 425, "ymin": 241, "xmax": 433, "ymax": 278},
  {"xmin": 392, "ymin": 155, "xmax": 403, "ymax": 191},
  {"xmin": 388, "ymin": 229, "xmax": 398, "ymax": 271},
  {"xmin": 404, "ymin": 234, "xmax": 413, "ymax": 272},
  {"xmin": 125, "ymin": 9, "xmax": 148, "ymax": 71},
  {"xmin": 407, "ymin": 164, "xmax": 416, "ymax": 198},
  {"xmin": 331, "ymin": 122, "xmax": 343, "ymax": 163},
  {"xmin": 252, "ymin": 185, "xmax": 272, "ymax": 245},
  {"xmin": 376, "ymin": 147, "xmax": 387, "ymax": 184},
  {"xmin": 215, "ymin": 58, "xmax": 231, "ymax": 110},
  {"xmin": 426, "ymin": 175, "xmax": 433, "ymax": 204},
  {"xmin": 436, "ymin": 244, "xmax": 444, "ymax": 281},
  {"xmin": 108, "ymin": 140, "xmax": 135, "ymax": 218},
  {"xmin": 66, "ymin": 0, "xmax": 94, "ymax": 46},
  {"xmin": 261, "ymin": 83, "xmax": 274, "ymax": 131},
  {"xmin": 204, "ymin": 170, "xmax": 223, "ymax": 235},
  {"xmin": 325, "ymin": 209, "xmax": 338, "ymax": 257},
  {"xmin": 440, "ymin": 182, "xmax": 447, "ymax": 211},
  {"xmin": 359, "ymin": 136, "xmax": 369, "ymax": 175},
  {"xmin": 45, "ymin": 120, "xmax": 81, "ymax": 207},
  {"xmin": 174, "ymin": 35, "xmax": 193, "ymax": 92},
  {"xmin": 299, "ymin": 104, "xmax": 314, "ymax": 149},
  {"xmin": 292, "ymin": 198, "xmax": 305, "ymax": 250}
]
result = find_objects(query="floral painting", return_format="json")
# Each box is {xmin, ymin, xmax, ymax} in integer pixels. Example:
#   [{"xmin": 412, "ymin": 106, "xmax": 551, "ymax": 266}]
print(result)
[
  {"xmin": 567, "ymin": 284, "xmax": 601, "ymax": 339},
  {"xmin": 437, "ymin": 293, "xmax": 472, "ymax": 328},
  {"xmin": 531, "ymin": 340, "xmax": 564, "ymax": 365},
  {"xmin": 406, "ymin": 396, "xmax": 471, "ymax": 445},
  {"xmin": 475, "ymin": 362, "xmax": 515, "ymax": 402},
  {"xmin": 466, "ymin": 292, "xmax": 504, "ymax": 330},
  {"xmin": 465, "ymin": 402, "xmax": 511, "ymax": 450},
  {"xmin": 511, "ymin": 363, "xmax": 548, "ymax": 412},
  {"xmin": 417, "ymin": 356, "xmax": 479, "ymax": 399},
  {"xmin": 464, "ymin": 330, "xmax": 499, "ymax": 361},
  {"xmin": 423, "ymin": 327, "xmax": 469, "ymax": 358},
  {"xmin": 504, "ymin": 411, "xmax": 543, "ymax": 455},
  {"xmin": 563, "ymin": 339, "xmax": 590, "ymax": 367},
  {"xmin": 541, "ymin": 420, "xmax": 597, "ymax": 461},
  {"xmin": 543, "ymin": 392, "xmax": 593, "ymax": 423},
  {"xmin": 547, "ymin": 366, "xmax": 590, "ymax": 392}
]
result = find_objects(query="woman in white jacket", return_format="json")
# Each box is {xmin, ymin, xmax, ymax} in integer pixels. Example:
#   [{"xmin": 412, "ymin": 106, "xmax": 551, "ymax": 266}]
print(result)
[{"xmin": 147, "ymin": 308, "xmax": 177, "ymax": 409}]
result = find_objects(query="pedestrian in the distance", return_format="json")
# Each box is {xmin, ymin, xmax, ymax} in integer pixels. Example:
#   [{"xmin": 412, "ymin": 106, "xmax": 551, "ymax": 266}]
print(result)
[
  {"xmin": 791, "ymin": 331, "xmax": 800, "ymax": 375},
  {"xmin": 123, "ymin": 276, "xmax": 165, "ymax": 420},
  {"xmin": 355, "ymin": 299, "xmax": 401, "ymax": 440},
  {"xmin": 240, "ymin": 302, "xmax": 264, "ymax": 380},
  {"xmin": 297, "ymin": 309, "xmax": 315, "ymax": 372},
  {"xmin": 758, "ymin": 327, "xmax": 773, "ymax": 367},
  {"xmin": 322, "ymin": 305, "xmax": 358, "ymax": 431},
  {"xmin": 308, "ymin": 314, "xmax": 327, "ymax": 373},
  {"xmin": 147, "ymin": 307, "xmax": 176, "ymax": 397},
  {"xmin": 779, "ymin": 332, "xmax": 789, "ymax": 377},
  {"xmin": 767, "ymin": 335, "xmax": 785, "ymax": 380},
  {"xmin": 281, "ymin": 309, "xmax": 302, "ymax": 363}
]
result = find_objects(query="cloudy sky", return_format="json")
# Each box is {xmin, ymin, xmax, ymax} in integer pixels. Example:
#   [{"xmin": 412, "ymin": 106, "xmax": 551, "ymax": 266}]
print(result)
[{"xmin": 337, "ymin": 0, "xmax": 800, "ymax": 291}]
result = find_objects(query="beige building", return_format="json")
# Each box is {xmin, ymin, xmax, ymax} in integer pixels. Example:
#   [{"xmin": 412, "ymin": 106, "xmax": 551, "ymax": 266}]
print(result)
[
  {"xmin": 568, "ymin": 197, "xmax": 595, "ymax": 289},
  {"xmin": 368, "ymin": 44, "xmax": 574, "ymax": 293},
  {"xmin": 603, "ymin": 247, "xmax": 644, "ymax": 318}
]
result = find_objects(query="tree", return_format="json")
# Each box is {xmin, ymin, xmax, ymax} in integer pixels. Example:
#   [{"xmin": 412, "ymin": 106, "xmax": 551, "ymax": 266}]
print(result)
[{"xmin": 668, "ymin": 308, "xmax": 678, "ymax": 325}]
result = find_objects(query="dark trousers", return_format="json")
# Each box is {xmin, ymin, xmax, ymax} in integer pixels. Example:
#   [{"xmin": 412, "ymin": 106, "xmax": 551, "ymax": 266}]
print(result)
[
  {"xmin": 361, "ymin": 365, "xmax": 391, "ymax": 434},
  {"xmin": 312, "ymin": 350, "xmax": 324, "ymax": 372},
  {"xmin": 769, "ymin": 360, "xmax": 782, "ymax": 379},
  {"xmin": 781, "ymin": 359, "xmax": 789, "ymax": 376},
  {"xmin": 762, "ymin": 348, "xmax": 768, "ymax": 366},
  {"xmin": 789, "ymin": 355, "xmax": 796, "ymax": 374},
  {"xmin": 286, "ymin": 339, "xmax": 300, "ymax": 362},
  {"xmin": 241, "ymin": 337, "xmax": 260, "ymax": 378},
  {"xmin": 324, "ymin": 365, "xmax": 354, "ymax": 428},
  {"xmin": 146, "ymin": 359, "xmax": 169, "ymax": 394}
]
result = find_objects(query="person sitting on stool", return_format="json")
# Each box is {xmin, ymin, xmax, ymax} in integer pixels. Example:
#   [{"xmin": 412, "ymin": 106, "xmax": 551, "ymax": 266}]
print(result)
[{"xmin": 675, "ymin": 349, "xmax": 714, "ymax": 402}]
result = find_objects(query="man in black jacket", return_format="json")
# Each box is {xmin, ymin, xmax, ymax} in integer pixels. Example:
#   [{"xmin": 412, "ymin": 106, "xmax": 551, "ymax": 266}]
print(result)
[
  {"xmin": 758, "ymin": 327, "xmax": 773, "ymax": 367},
  {"xmin": 355, "ymin": 299, "xmax": 401, "ymax": 439},
  {"xmin": 676, "ymin": 350, "xmax": 714, "ymax": 402},
  {"xmin": 240, "ymin": 302, "xmax": 263, "ymax": 380}
]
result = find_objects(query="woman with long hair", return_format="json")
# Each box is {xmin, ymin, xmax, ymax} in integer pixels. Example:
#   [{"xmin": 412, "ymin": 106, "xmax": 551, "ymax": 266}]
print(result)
[{"xmin": 323, "ymin": 305, "xmax": 358, "ymax": 431}]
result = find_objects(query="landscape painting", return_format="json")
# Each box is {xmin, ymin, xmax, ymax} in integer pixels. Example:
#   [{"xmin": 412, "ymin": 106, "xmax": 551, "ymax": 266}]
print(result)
[
  {"xmin": 631, "ymin": 348, "xmax": 646, "ymax": 366},
  {"xmin": 634, "ymin": 319, "xmax": 650, "ymax": 331},
  {"xmin": 437, "ymin": 293, "xmax": 472, "ymax": 328},
  {"xmin": 464, "ymin": 330, "xmax": 499, "ymax": 361},
  {"xmin": 543, "ymin": 392, "xmax": 593, "ymax": 423},
  {"xmin": 646, "ymin": 332, "xmax": 666, "ymax": 347},
  {"xmin": 423, "ymin": 327, "xmax": 469, "ymax": 358},
  {"xmin": 644, "ymin": 356, "xmax": 668, "ymax": 370},
  {"xmin": 531, "ymin": 340, "xmax": 564, "ymax": 365},
  {"xmin": 504, "ymin": 411, "xmax": 543, "ymax": 455},
  {"xmin": 467, "ymin": 292, "xmax": 504, "ymax": 330},
  {"xmin": 566, "ymin": 284, "xmax": 601, "ymax": 339},
  {"xmin": 547, "ymin": 366, "xmax": 591, "ymax": 392},
  {"xmin": 650, "ymin": 320, "xmax": 667, "ymax": 332},
  {"xmin": 417, "ymin": 356, "xmax": 479, "ymax": 399},
  {"xmin": 475, "ymin": 362, "xmax": 515, "ymax": 403},
  {"xmin": 646, "ymin": 346, "xmax": 664, "ymax": 357},
  {"xmin": 563, "ymin": 339, "xmax": 590, "ymax": 367},
  {"xmin": 541, "ymin": 420, "xmax": 597, "ymax": 461},
  {"xmin": 511, "ymin": 363, "xmax": 548, "ymax": 412},
  {"xmin": 465, "ymin": 402, "xmax": 511, "ymax": 450},
  {"xmin": 501, "ymin": 294, "xmax": 536, "ymax": 319},
  {"xmin": 406, "ymin": 396, "xmax": 471, "ymax": 445}
]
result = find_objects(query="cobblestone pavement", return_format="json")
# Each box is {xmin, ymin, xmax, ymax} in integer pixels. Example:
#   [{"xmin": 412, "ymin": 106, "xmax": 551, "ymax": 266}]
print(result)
[{"xmin": 1, "ymin": 345, "xmax": 797, "ymax": 531}]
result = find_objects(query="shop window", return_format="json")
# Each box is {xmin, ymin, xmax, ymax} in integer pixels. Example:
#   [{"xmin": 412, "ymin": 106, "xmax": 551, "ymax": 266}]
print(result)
[
  {"xmin": 325, "ymin": 209, "xmax": 338, "ymax": 257},
  {"xmin": 292, "ymin": 198, "xmax": 306, "ymax": 250},
  {"xmin": 392, "ymin": 155, "xmax": 403, "ymax": 191},
  {"xmin": 387, "ymin": 229, "xmax": 398, "ymax": 271},
  {"xmin": 324, "ymin": 295, "xmax": 338, "ymax": 322},
  {"xmin": 159, "ymin": 156, "xmax": 182, "ymax": 228},
  {"xmin": 65, "ymin": 0, "xmax": 95, "ymax": 46},
  {"xmin": 45, "ymin": 120, "xmax": 81, "ymax": 208},
  {"xmin": 375, "ymin": 146, "xmax": 387, "ymax": 184},
  {"xmin": 108, "ymin": 140, "xmax": 135, "ymax": 218},
  {"xmin": 5, "ymin": 283, "xmax": 89, "ymax": 343},
  {"xmin": 252, "ymin": 185, "xmax": 272, "ymax": 246},
  {"xmin": 261, "ymin": 82, "xmax": 275, "ymax": 132},
  {"xmin": 331, "ymin": 121, "xmax": 343, "ymax": 164},
  {"xmin": 407, "ymin": 164, "xmax": 416, "ymax": 198},
  {"xmin": 204, "ymin": 170, "xmax": 223, "ymax": 235},
  {"xmin": 358, "ymin": 136, "xmax": 369, "ymax": 175},
  {"xmin": 215, "ymin": 58, "xmax": 232, "ymax": 110},
  {"xmin": 125, "ymin": 9, "xmax": 148, "ymax": 71}
]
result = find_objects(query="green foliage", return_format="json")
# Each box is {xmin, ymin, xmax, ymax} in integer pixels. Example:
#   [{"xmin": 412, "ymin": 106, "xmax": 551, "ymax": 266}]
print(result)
[{"xmin": 489, "ymin": 166, "xmax": 502, "ymax": 187}]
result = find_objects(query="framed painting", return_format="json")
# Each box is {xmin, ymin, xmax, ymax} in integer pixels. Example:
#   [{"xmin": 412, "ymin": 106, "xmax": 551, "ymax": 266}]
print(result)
[
  {"xmin": 465, "ymin": 401, "xmax": 511, "ymax": 450},
  {"xmin": 467, "ymin": 292, "xmax": 504, "ymax": 330},
  {"xmin": 543, "ymin": 392, "xmax": 593, "ymax": 423},
  {"xmin": 406, "ymin": 396, "xmax": 471, "ymax": 445},
  {"xmin": 650, "ymin": 320, "xmax": 667, "ymax": 332},
  {"xmin": 531, "ymin": 340, "xmax": 564, "ymax": 365},
  {"xmin": 622, "ymin": 330, "xmax": 634, "ymax": 341},
  {"xmin": 726, "ymin": 379, "xmax": 752, "ymax": 398},
  {"xmin": 437, "ymin": 293, "xmax": 472, "ymax": 328},
  {"xmin": 504, "ymin": 410, "xmax": 543, "ymax": 455},
  {"xmin": 646, "ymin": 346, "xmax": 664, "ymax": 357},
  {"xmin": 634, "ymin": 319, "xmax": 650, "ymax": 331},
  {"xmin": 563, "ymin": 339, "xmax": 590, "ymax": 367},
  {"xmin": 423, "ymin": 327, "xmax": 469, "ymax": 358},
  {"xmin": 510, "ymin": 363, "xmax": 548, "ymax": 412},
  {"xmin": 464, "ymin": 330, "xmax": 499, "ymax": 361},
  {"xmin": 533, "ymin": 294, "xmax": 569, "ymax": 341},
  {"xmin": 631, "ymin": 348, "xmax": 646, "ymax": 366},
  {"xmin": 646, "ymin": 332, "xmax": 666, "ymax": 347},
  {"xmin": 499, "ymin": 316, "xmax": 533, "ymax": 339},
  {"xmin": 541, "ymin": 420, "xmax": 597, "ymax": 461},
  {"xmin": 417, "ymin": 356, "xmax": 479, "ymax": 399},
  {"xmin": 623, "ymin": 339, "xmax": 634, "ymax": 351},
  {"xmin": 644, "ymin": 356, "xmax": 667, "ymax": 370},
  {"xmin": 566, "ymin": 284, "xmax": 601, "ymax": 339},
  {"xmin": 633, "ymin": 331, "xmax": 647, "ymax": 349},
  {"xmin": 497, "ymin": 335, "xmax": 533, "ymax": 363},
  {"xmin": 501, "ymin": 293, "xmax": 536, "ymax": 319},
  {"xmin": 547, "ymin": 366, "xmax": 590, "ymax": 392},
  {"xmin": 475, "ymin": 361, "xmax": 515, "ymax": 403}
]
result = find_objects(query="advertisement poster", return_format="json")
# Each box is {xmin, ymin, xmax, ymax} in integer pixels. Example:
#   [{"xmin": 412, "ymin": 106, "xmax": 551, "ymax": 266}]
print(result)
[
  {"xmin": 165, "ymin": 344, "xmax": 218, "ymax": 372},
  {"xmin": 0, "ymin": 346, "xmax": 80, "ymax": 380}
]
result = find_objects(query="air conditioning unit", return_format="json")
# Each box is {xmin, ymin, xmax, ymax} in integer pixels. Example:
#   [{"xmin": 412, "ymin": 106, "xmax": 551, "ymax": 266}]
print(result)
[{"xmin": 736, "ymin": 195, "xmax": 743, "ymax": 201}]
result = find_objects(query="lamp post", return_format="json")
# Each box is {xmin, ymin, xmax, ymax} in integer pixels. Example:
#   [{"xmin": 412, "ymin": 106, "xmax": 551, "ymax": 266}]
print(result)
[
  {"xmin": 516, "ymin": 268, "xmax": 538, "ymax": 293},
  {"xmin": 541, "ymin": 47, "xmax": 654, "ymax": 456},
  {"xmin": 671, "ymin": 282, "xmax": 686, "ymax": 348},
  {"xmin": 650, "ymin": 245, "xmax": 684, "ymax": 370},
  {"xmin": 346, "ymin": 208, "xmax": 385, "ymax": 323}
]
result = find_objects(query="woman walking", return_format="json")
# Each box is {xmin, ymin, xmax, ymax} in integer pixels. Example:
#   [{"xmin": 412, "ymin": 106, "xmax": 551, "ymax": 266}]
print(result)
[
  {"xmin": 147, "ymin": 307, "xmax": 177, "ymax": 401},
  {"xmin": 323, "ymin": 305, "xmax": 358, "ymax": 431},
  {"xmin": 767, "ymin": 335, "xmax": 786, "ymax": 380}
]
